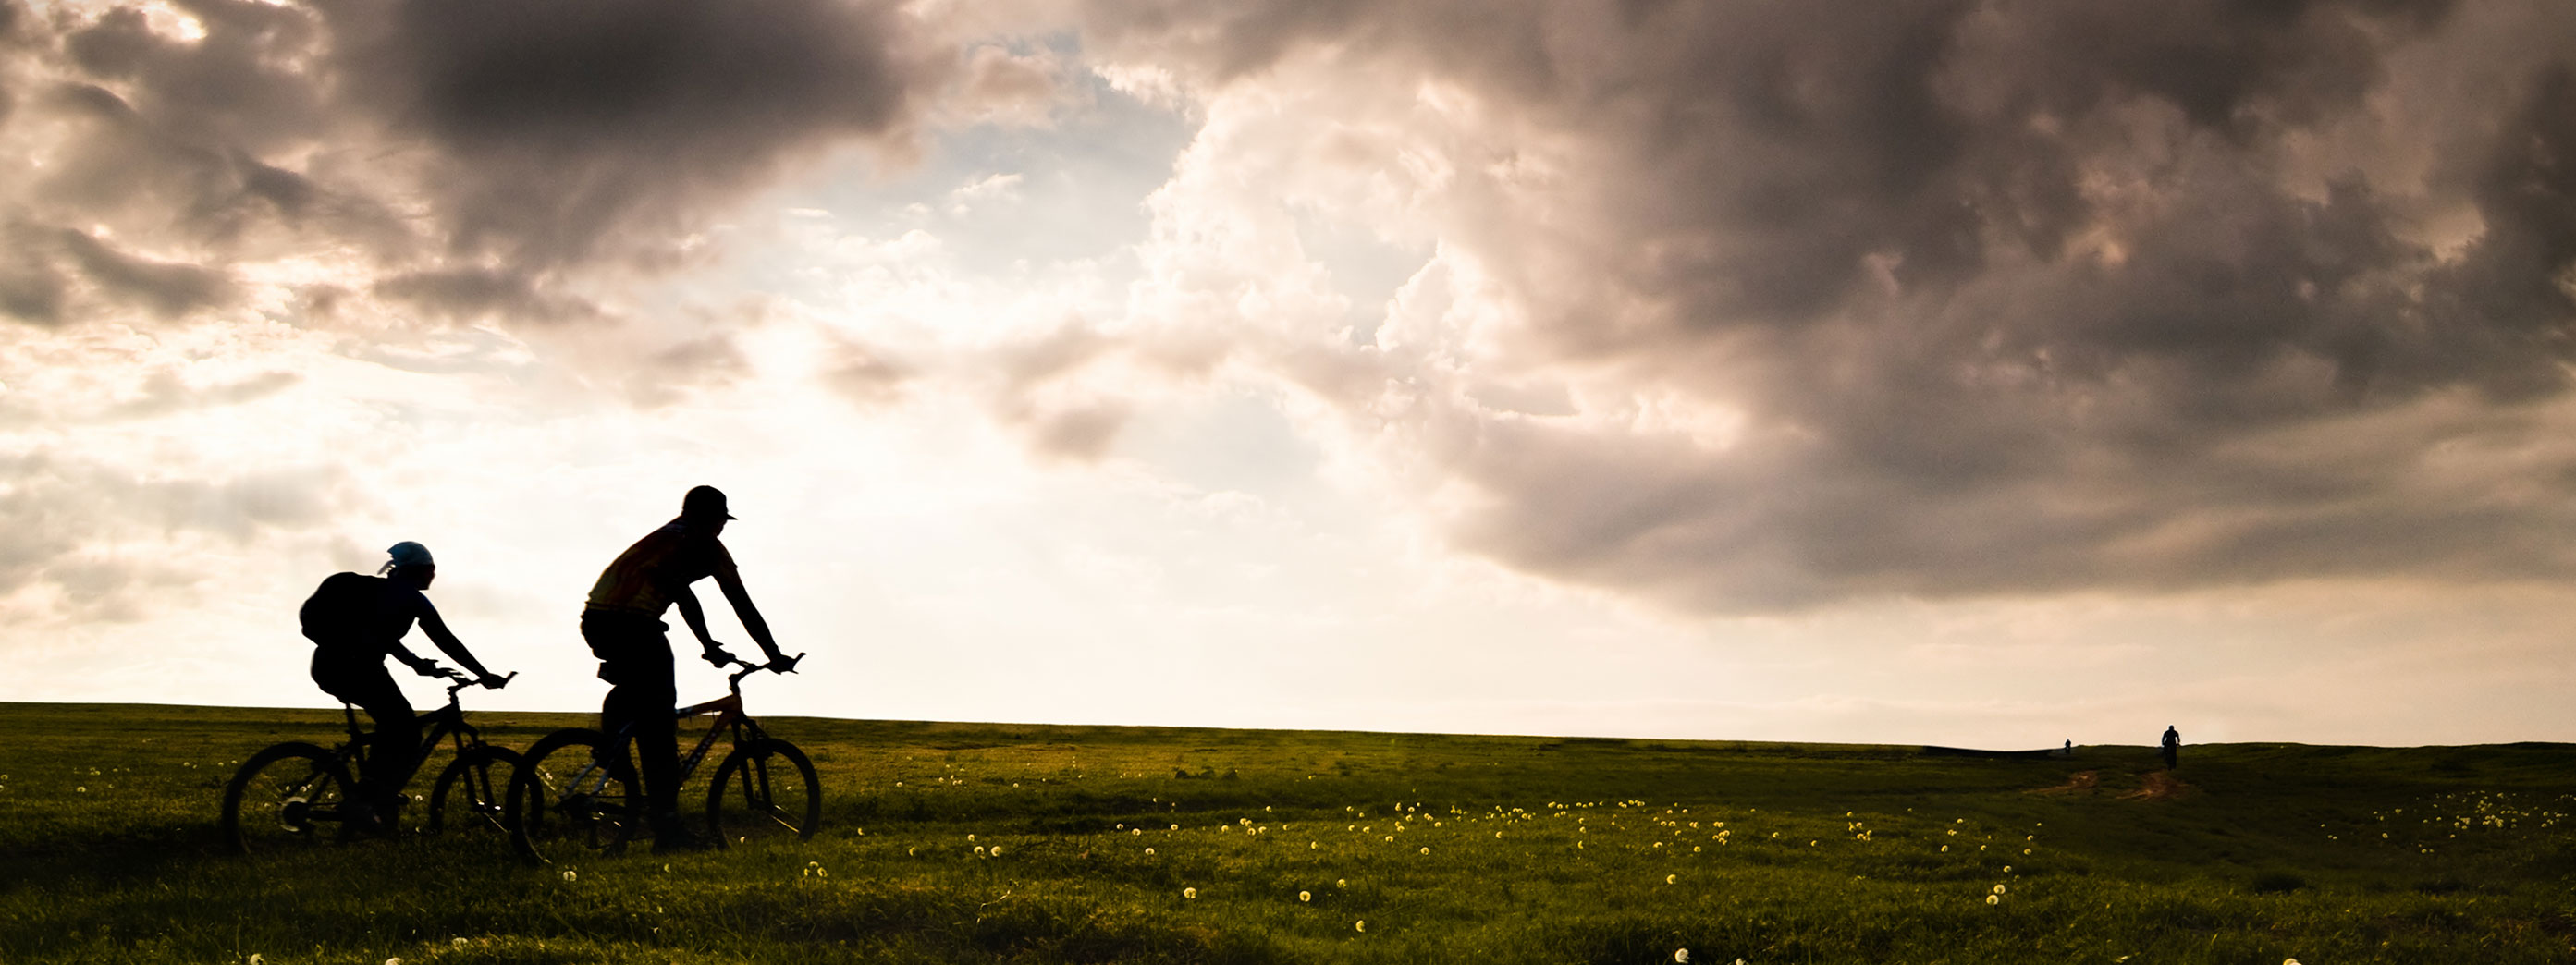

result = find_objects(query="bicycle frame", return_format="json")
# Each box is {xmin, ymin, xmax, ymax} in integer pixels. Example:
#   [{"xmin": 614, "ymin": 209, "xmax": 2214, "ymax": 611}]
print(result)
[
  {"xmin": 555, "ymin": 661, "xmax": 782, "ymax": 800},
  {"xmin": 340, "ymin": 678, "xmax": 491, "ymax": 782},
  {"xmin": 672, "ymin": 691, "xmax": 769, "ymax": 788}
]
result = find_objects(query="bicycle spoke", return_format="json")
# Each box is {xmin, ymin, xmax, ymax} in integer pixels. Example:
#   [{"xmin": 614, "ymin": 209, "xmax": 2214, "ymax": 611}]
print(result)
[
  {"xmin": 510, "ymin": 729, "xmax": 639, "ymax": 865},
  {"xmin": 223, "ymin": 743, "xmax": 353, "ymax": 855},
  {"xmin": 707, "ymin": 739, "xmax": 819, "ymax": 847}
]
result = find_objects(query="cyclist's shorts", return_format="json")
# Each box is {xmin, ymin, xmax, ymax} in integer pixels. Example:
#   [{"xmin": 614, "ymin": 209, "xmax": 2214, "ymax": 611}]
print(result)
[{"xmin": 581, "ymin": 607, "xmax": 670, "ymax": 686}]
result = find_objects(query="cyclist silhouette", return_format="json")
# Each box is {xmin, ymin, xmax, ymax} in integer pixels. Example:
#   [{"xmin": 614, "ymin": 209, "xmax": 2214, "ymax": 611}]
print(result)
[
  {"xmin": 2161, "ymin": 725, "xmax": 2181, "ymax": 769},
  {"xmin": 582, "ymin": 485, "xmax": 787, "ymax": 851},
  {"xmin": 301, "ymin": 541, "xmax": 508, "ymax": 835}
]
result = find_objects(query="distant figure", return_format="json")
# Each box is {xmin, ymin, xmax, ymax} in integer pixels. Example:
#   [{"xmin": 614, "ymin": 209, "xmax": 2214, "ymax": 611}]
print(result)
[
  {"xmin": 583, "ymin": 485, "xmax": 788, "ymax": 852},
  {"xmin": 299, "ymin": 541, "xmax": 509, "ymax": 834},
  {"xmin": 2161, "ymin": 725, "xmax": 2181, "ymax": 769}
]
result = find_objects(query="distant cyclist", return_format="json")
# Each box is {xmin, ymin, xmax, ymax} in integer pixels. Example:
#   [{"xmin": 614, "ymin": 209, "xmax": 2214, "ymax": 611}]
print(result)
[
  {"xmin": 300, "ymin": 541, "xmax": 509, "ymax": 835},
  {"xmin": 583, "ymin": 485, "xmax": 788, "ymax": 851}
]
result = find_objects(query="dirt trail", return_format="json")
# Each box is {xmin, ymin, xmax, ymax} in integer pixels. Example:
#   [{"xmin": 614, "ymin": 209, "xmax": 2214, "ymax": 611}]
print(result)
[
  {"xmin": 2025, "ymin": 768, "xmax": 2197, "ymax": 800},
  {"xmin": 2026, "ymin": 770, "xmax": 2099, "ymax": 795},
  {"xmin": 2122, "ymin": 769, "xmax": 2196, "ymax": 800}
]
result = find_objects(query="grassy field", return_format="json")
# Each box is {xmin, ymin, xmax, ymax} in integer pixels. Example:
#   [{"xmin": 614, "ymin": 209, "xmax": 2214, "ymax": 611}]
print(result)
[{"xmin": 1, "ymin": 701, "xmax": 2570, "ymax": 964}]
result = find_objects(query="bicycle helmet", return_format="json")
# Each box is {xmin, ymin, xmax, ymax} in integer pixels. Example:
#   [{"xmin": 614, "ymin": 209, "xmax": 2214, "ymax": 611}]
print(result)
[{"xmin": 380, "ymin": 541, "xmax": 435, "ymax": 574}]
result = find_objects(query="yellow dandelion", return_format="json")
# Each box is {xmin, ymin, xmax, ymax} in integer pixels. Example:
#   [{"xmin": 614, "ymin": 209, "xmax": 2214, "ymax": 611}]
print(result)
[
  {"xmin": 1355, "ymin": 921, "xmax": 1367, "ymax": 933},
  {"xmin": 1986, "ymin": 894, "xmax": 1999, "ymax": 905},
  {"xmin": 1184, "ymin": 886, "xmax": 1197, "ymax": 898},
  {"xmin": 1299, "ymin": 890, "xmax": 1311, "ymax": 902}
]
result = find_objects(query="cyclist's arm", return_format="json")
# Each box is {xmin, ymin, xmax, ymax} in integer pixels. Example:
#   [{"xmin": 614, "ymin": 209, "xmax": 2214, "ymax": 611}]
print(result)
[
  {"xmin": 672, "ymin": 583, "xmax": 724, "ymax": 656},
  {"xmin": 386, "ymin": 638, "xmax": 440, "ymax": 677},
  {"xmin": 413, "ymin": 599, "xmax": 495, "ymax": 679},
  {"xmin": 713, "ymin": 568, "xmax": 780, "ymax": 661}
]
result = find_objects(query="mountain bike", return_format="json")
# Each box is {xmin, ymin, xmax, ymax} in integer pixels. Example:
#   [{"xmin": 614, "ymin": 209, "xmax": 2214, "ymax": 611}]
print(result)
[
  {"xmin": 220, "ymin": 673, "xmax": 519, "ymax": 854},
  {"xmin": 507, "ymin": 654, "xmax": 814, "ymax": 864}
]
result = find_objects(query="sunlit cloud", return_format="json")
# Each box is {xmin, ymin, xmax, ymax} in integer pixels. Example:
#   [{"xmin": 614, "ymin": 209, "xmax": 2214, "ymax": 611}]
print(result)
[{"xmin": 2, "ymin": 0, "xmax": 2571, "ymax": 745}]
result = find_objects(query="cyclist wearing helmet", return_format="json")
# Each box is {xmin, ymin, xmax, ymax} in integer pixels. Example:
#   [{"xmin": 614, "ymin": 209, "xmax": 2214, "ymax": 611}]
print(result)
[
  {"xmin": 583, "ymin": 485, "xmax": 786, "ymax": 851},
  {"xmin": 302, "ymin": 541, "xmax": 509, "ymax": 835}
]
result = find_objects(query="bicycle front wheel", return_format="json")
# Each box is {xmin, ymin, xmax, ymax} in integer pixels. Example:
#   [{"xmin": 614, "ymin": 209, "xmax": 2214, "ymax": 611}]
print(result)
[
  {"xmin": 221, "ymin": 742, "xmax": 354, "ymax": 856},
  {"xmin": 507, "ymin": 728, "xmax": 641, "ymax": 866},
  {"xmin": 427, "ymin": 746, "xmax": 523, "ymax": 837},
  {"xmin": 706, "ymin": 738, "xmax": 820, "ymax": 848}
]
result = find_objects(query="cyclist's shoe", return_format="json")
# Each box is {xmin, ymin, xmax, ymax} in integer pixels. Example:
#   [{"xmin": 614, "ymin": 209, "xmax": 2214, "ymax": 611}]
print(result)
[
  {"xmin": 337, "ymin": 802, "xmax": 391, "ymax": 842},
  {"xmin": 651, "ymin": 825, "xmax": 716, "ymax": 854}
]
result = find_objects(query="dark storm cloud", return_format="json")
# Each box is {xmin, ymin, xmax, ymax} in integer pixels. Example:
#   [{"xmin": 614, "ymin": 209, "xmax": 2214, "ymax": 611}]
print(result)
[
  {"xmin": 1, "ymin": 0, "xmax": 946, "ymax": 330},
  {"xmin": 56, "ymin": 228, "xmax": 235, "ymax": 318},
  {"xmin": 329, "ymin": 0, "xmax": 935, "ymax": 268},
  {"xmin": 373, "ymin": 268, "xmax": 607, "ymax": 326},
  {"xmin": 1088, "ymin": 0, "xmax": 2576, "ymax": 608},
  {"xmin": 0, "ymin": 223, "xmax": 67, "ymax": 324}
]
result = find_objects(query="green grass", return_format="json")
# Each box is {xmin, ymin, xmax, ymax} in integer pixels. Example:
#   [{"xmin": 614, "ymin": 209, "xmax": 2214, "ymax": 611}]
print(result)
[{"xmin": 2, "ymin": 702, "xmax": 2570, "ymax": 963}]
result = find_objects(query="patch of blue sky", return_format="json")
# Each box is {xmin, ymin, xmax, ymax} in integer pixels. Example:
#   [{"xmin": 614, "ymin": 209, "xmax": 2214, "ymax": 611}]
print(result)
[
  {"xmin": 771, "ymin": 59, "xmax": 1197, "ymax": 288},
  {"xmin": 1290, "ymin": 204, "xmax": 1433, "ymax": 348}
]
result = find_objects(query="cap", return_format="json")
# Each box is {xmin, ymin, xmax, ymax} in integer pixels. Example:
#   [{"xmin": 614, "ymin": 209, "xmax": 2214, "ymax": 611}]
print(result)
[
  {"xmin": 384, "ymin": 541, "xmax": 434, "ymax": 572},
  {"xmin": 682, "ymin": 485, "xmax": 737, "ymax": 521}
]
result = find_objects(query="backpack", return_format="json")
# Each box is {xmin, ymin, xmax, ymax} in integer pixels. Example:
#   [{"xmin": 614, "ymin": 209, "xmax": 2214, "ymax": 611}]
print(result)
[{"xmin": 300, "ymin": 572, "xmax": 383, "ymax": 650}]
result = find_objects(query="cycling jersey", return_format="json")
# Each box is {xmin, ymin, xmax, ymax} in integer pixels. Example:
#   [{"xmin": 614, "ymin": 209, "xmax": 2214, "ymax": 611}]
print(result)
[
  {"xmin": 584, "ymin": 520, "xmax": 738, "ymax": 616},
  {"xmin": 309, "ymin": 575, "xmax": 445, "ymax": 659}
]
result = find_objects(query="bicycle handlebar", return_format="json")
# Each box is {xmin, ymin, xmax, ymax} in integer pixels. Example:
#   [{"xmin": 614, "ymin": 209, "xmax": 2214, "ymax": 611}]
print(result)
[
  {"xmin": 443, "ymin": 670, "xmax": 518, "ymax": 700},
  {"xmin": 726, "ymin": 653, "xmax": 806, "ymax": 691}
]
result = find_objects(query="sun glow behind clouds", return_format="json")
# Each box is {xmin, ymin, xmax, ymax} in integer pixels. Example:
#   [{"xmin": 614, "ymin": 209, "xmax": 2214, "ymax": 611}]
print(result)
[{"xmin": 5, "ymin": 0, "xmax": 2576, "ymax": 746}]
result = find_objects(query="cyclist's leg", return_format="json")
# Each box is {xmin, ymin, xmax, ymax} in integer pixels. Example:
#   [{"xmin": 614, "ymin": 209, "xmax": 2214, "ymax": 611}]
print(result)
[
  {"xmin": 586, "ymin": 611, "xmax": 681, "ymax": 830},
  {"xmin": 314, "ymin": 653, "xmax": 421, "ymax": 812}
]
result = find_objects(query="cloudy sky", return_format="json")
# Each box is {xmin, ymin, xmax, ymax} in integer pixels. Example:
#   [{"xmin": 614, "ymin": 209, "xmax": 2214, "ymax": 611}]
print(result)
[{"xmin": 4, "ymin": 0, "xmax": 2572, "ymax": 747}]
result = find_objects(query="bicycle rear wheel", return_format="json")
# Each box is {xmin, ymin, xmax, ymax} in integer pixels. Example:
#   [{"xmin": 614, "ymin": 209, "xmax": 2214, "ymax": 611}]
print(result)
[
  {"xmin": 706, "ymin": 738, "xmax": 820, "ymax": 848},
  {"xmin": 426, "ymin": 746, "xmax": 523, "ymax": 837},
  {"xmin": 221, "ymin": 742, "xmax": 354, "ymax": 855},
  {"xmin": 508, "ymin": 728, "xmax": 641, "ymax": 865}
]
